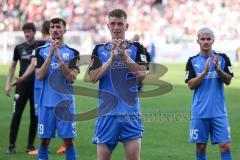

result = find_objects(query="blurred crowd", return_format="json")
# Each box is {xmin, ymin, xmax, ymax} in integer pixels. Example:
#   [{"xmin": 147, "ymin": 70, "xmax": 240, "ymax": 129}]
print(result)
[{"xmin": 1, "ymin": 0, "xmax": 240, "ymax": 44}]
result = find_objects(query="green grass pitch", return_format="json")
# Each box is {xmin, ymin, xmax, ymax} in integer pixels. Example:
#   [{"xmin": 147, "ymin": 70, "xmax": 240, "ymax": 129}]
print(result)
[{"xmin": 0, "ymin": 63, "xmax": 240, "ymax": 160}]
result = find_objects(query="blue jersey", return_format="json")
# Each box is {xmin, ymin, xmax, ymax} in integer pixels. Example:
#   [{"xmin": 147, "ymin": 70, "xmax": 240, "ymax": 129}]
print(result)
[
  {"xmin": 35, "ymin": 43, "xmax": 80, "ymax": 107},
  {"xmin": 185, "ymin": 51, "xmax": 233, "ymax": 118},
  {"xmin": 89, "ymin": 41, "xmax": 148, "ymax": 116}
]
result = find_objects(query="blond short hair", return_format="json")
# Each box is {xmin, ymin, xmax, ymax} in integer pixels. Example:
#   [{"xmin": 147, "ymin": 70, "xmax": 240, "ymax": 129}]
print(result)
[{"xmin": 197, "ymin": 27, "xmax": 215, "ymax": 39}]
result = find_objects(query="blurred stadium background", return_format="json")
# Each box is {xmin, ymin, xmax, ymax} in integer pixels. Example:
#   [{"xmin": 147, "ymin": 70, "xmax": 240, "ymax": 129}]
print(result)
[
  {"xmin": 1, "ymin": 0, "xmax": 240, "ymax": 160},
  {"xmin": 1, "ymin": 0, "xmax": 240, "ymax": 64}
]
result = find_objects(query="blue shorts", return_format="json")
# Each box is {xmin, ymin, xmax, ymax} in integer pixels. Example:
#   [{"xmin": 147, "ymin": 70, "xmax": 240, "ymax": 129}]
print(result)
[
  {"xmin": 189, "ymin": 117, "xmax": 231, "ymax": 144},
  {"xmin": 93, "ymin": 115, "xmax": 144, "ymax": 152},
  {"xmin": 38, "ymin": 106, "xmax": 77, "ymax": 139}
]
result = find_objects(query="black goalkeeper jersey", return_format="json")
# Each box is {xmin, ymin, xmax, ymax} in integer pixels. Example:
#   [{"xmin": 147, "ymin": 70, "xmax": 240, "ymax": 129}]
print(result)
[{"xmin": 13, "ymin": 40, "xmax": 46, "ymax": 82}]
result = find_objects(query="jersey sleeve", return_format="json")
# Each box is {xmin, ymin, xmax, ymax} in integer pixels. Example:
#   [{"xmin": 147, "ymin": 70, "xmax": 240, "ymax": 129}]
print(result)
[
  {"xmin": 222, "ymin": 54, "xmax": 234, "ymax": 77},
  {"xmin": 185, "ymin": 58, "xmax": 196, "ymax": 83},
  {"xmin": 13, "ymin": 45, "xmax": 20, "ymax": 61},
  {"xmin": 134, "ymin": 42, "xmax": 148, "ymax": 67},
  {"xmin": 37, "ymin": 40, "xmax": 47, "ymax": 47},
  {"xmin": 35, "ymin": 48, "xmax": 44, "ymax": 68},
  {"xmin": 144, "ymin": 48, "xmax": 151, "ymax": 70},
  {"xmin": 32, "ymin": 41, "xmax": 48, "ymax": 59},
  {"xmin": 68, "ymin": 49, "xmax": 80, "ymax": 72},
  {"xmin": 89, "ymin": 45, "xmax": 102, "ymax": 72},
  {"xmin": 31, "ymin": 49, "xmax": 37, "ymax": 59}
]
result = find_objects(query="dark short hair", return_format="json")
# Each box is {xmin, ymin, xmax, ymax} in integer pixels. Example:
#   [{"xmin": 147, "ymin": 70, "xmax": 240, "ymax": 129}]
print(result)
[
  {"xmin": 22, "ymin": 22, "xmax": 36, "ymax": 32},
  {"xmin": 41, "ymin": 21, "xmax": 50, "ymax": 35},
  {"xmin": 50, "ymin": 18, "xmax": 66, "ymax": 28},
  {"xmin": 108, "ymin": 9, "xmax": 127, "ymax": 19}
]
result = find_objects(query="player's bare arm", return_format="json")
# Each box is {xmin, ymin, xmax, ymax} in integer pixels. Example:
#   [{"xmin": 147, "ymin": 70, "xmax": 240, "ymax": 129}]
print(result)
[
  {"xmin": 36, "ymin": 41, "xmax": 57, "ymax": 79},
  {"xmin": 113, "ymin": 39, "xmax": 147, "ymax": 81},
  {"xmin": 11, "ymin": 57, "xmax": 36, "ymax": 86},
  {"xmin": 188, "ymin": 57, "xmax": 210, "ymax": 90},
  {"xmin": 55, "ymin": 48, "xmax": 78, "ymax": 83},
  {"xmin": 213, "ymin": 55, "xmax": 232, "ymax": 85},
  {"xmin": 5, "ymin": 61, "xmax": 17, "ymax": 96},
  {"xmin": 89, "ymin": 50, "xmax": 114, "ymax": 83},
  {"xmin": 120, "ymin": 52, "xmax": 146, "ymax": 81}
]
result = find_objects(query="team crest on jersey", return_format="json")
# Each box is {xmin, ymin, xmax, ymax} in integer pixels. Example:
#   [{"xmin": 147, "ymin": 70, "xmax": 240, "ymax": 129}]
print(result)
[
  {"xmin": 22, "ymin": 50, "xmax": 27, "ymax": 55},
  {"xmin": 102, "ymin": 51, "xmax": 107, "ymax": 57},
  {"xmin": 62, "ymin": 53, "xmax": 70, "ymax": 61}
]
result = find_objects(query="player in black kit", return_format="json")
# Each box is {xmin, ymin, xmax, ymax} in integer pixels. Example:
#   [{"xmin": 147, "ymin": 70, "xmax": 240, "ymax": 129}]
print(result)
[{"xmin": 5, "ymin": 22, "xmax": 46, "ymax": 154}]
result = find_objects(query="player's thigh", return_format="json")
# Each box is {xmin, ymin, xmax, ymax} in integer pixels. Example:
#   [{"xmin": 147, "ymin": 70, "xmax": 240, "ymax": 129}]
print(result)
[
  {"xmin": 119, "ymin": 115, "xmax": 144, "ymax": 142},
  {"xmin": 189, "ymin": 118, "xmax": 210, "ymax": 143},
  {"xmin": 123, "ymin": 138, "xmax": 141, "ymax": 160},
  {"xmin": 55, "ymin": 105, "xmax": 77, "ymax": 138},
  {"xmin": 97, "ymin": 144, "xmax": 112, "ymax": 160},
  {"xmin": 210, "ymin": 117, "xmax": 231, "ymax": 144},
  {"xmin": 38, "ymin": 107, "xmax": 56, "ymax": 138}
]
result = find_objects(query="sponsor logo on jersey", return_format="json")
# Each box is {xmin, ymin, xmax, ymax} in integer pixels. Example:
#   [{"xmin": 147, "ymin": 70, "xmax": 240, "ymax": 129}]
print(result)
[
  {"xmin": 196, "ymin": 71, "xmax": 218, "ymax": 79},
  {"xmin": 51, "ymin": 62, "xmax": 60, "ymax": 69},
  {"xmin": 112, "ymin": 61, "xmax": 126, "ymax": 68},
  {"xmin": 21, "ymin": 55, "xmax": 31, "ymax": 60}
]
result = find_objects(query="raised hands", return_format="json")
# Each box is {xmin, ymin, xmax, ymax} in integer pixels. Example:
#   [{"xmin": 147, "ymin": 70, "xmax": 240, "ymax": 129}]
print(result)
[
  {"xmin": 203, "ymin": 57, "xmax": 210, "ymax": 74},
  {"xmin": 49, "ymin": 39, "xmax": 60, "ymax": 57},
  {"xmin": 213, "ymin": 54, "xmax": 220, "ymax": 71},
  {"xmin": 111, "ymin": 39, "xmax": 126, "ymax": 55}
]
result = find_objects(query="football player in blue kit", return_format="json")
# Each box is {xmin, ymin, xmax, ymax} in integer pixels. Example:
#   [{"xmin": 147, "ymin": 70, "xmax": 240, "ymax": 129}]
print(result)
[
  {"xmin": 12, "ymin": 20, "xmax": 67, "ymax": 155},
  {"xmin": 185, "ymin": 28, "xmax": 233, "ymax": 160},
  {"xmin": 89, "ymin": 9, "xmax": 148, "ymax": 160},
  {"xmin": 35, "ymin": 18, "xmax": 80, "ymax": 160}
]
